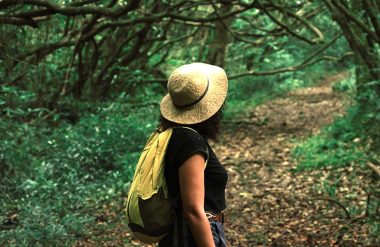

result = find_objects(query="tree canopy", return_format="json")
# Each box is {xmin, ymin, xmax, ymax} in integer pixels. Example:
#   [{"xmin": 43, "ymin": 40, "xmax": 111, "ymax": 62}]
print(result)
[{"xmin": 4, "ymin": 0, "xmax": 378, "ymax": 103}]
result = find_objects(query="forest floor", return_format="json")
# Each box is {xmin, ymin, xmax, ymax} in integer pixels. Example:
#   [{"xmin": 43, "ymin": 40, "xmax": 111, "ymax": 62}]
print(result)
[
  {"xmin": 213, "ymin": 71, "xmax": 355, "ymax": 246},
  {"xmin": 78, "ymin": 71, "xmax": 375, "ymax": 246}
]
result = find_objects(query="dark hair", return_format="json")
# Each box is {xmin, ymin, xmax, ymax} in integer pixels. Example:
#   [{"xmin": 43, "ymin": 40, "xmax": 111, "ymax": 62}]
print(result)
[{"xmin": 159, "ymin": 106, "xmax": 224, "ymax": 140}]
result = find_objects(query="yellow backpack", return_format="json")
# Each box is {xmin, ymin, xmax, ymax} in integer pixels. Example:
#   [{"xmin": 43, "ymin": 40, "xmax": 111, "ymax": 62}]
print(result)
[
  {"xmin": 125, "ymin": 127, "xmax": 208, "ymax": 244},
  {"xmin": 125, "ymin": 128, "xmax": 174, "ymax": 244}
]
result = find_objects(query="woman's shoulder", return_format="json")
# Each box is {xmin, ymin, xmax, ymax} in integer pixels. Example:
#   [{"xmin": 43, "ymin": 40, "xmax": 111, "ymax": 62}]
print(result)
[
  {"xmin": 170, "ymin": 127, "xmax": 208, "ymax": 153},
  {"xmin": 166, "ymin": 127, "xmax": 208, "ymax": 166},
  {"xmin": 172, "ymin": 127, "xmax": 206, "ymax": 144}
]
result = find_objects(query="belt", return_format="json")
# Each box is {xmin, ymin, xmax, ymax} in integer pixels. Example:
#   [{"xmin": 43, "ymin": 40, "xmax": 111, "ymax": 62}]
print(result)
[{"xmin": 206, "ymin": 212, "xmax": 225, "ymax": 223}]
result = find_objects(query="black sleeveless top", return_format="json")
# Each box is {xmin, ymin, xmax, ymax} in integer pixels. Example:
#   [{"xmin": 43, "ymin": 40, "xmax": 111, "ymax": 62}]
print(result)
[{"xmin": 164, "ymin": 127, "xmax": 228, "ymax": 213}]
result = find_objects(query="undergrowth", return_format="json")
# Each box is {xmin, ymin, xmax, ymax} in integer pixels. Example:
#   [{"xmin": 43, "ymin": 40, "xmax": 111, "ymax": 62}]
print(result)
[
  {"xmin": 293, "ymin": 74, "xmax": 379, "ymax": 170},
  {"xmin": 292, "ymin": 75, "xmax": 380, "ymax": 244},
  {"xmin": 0, "ymin": 98, "xmax": 159, "ymax": 246}
]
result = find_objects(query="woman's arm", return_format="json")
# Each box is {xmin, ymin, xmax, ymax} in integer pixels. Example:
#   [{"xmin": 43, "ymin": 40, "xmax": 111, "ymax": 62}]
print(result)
[{"xmin": 179, "ymin": 154, "xmax": 214, "ymax": 247}]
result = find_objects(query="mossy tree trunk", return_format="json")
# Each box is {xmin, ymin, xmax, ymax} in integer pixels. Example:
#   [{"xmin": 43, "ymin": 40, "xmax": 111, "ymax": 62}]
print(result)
[{"xmin": 324, "ymin": 0, "xmax": 380, "ymax": 102}]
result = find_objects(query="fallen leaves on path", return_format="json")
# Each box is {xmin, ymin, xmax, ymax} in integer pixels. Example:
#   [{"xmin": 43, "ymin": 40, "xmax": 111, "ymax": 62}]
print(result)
[
  {"xmin": 211, "ymin": 71, "xmax": 376, "ymax": 246},
  {"xmin": 77, "ymin": 71, "xmax": 378, "ymax": 246}
]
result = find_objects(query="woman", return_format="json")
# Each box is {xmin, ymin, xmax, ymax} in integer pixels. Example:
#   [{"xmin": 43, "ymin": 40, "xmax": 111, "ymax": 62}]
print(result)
[{"xmin": 158, "ymin": 62, "xmax": 228, "ymax": 247}]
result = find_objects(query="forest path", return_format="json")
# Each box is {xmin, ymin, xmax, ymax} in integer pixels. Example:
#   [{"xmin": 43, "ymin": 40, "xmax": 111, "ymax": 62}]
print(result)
[
  {"xmin": 212, "ymin": 71, "xmax": 350, "ymax": 246},
  {"xmin": 78, "ymin": 72, "xmax": 351, "ymax": 246}
]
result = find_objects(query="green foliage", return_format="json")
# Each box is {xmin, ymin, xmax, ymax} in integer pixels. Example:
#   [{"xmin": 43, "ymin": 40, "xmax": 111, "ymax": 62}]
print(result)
[
  {"xmin": 0, "ymin": 99, "xmax": 158, "ymax": 245},
  {"xmin": 332, "ymin": 71, "xmax": 356, "ymax": 93},
  {"xmin": 292, "ymin": 106, "xmax": 368, "ymax": 171},
  {"xmin": 292, "ymin": 75, "xmax": 380, "ymax": 244},
  {"xmin": 293, "ymin": 74, "xmax": 380, "ymax": 171},
  {"xmin": 292, "ymin": 128, "xmax": 365, "ymax": 171}
]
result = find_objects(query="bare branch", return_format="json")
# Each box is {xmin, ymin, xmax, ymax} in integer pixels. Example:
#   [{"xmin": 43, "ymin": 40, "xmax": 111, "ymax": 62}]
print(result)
[
  {"xmin": 9, "ymin": 0, "xmax": 140, "ymax": 17},
  {"xmin": 367, "ymin": 161, "xmax": 380, "ymax": 178},
  {"xmin": 210, "ymin": 2, "xmax": 265, "ymax": 46},
  {"xmin": 145, "ymin": 52, "xmax": 353, "ymax": 83},
  {"xmin": 0, "ymin": 0, "xmax": 22, "ymax": 9},
  {"xmin": 229, "ymin": 53, "xmax": 353, "ymax": 79},
  {"xmin": 331, "ymin": 0, "xmax": 379, "ymax": 43},
  {"xmin": 311, "ymin": 197, "xmax": 351, "ymax": 219},
  {"xmin": 363, "ymin": 0, "xmax": 380, "ymax": 42},
  {"xmin": 147, "ymin": 28, "xmax": 201, "ymax": 60},
  {"xmin": 0, "ymin": 16, "xmax": 38, "ymax": 28},
  {"xmin": 257, "ymin": 0, "xmax": 321, "ymax": 45},
  {"xmin": 269, "ymin": 0, "xmax": 324, "ymax": 43},
  {"xmin": 229, "ymin": 33, "xmax": 348, "ymax": 79},
  {"xmin": 168, "ymin": 4, "xmax": 256, "ymax": 23}
]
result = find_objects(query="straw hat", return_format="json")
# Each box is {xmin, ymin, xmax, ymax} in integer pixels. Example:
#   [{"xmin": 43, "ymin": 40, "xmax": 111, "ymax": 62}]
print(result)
[{"xmin": 160, "ymin": 62, "xmax": 228, "ymax": 124}]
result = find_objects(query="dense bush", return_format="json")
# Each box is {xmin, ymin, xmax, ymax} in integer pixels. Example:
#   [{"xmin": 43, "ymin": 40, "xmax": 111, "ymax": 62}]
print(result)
[{"xmin": 0, "ymin": 99, "xmax": 159, "ymax": 245}]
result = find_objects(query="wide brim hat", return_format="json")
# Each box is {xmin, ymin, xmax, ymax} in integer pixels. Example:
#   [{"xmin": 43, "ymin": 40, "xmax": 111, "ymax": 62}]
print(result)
[{"xmin": 160, "ymin": 62, "xmax": 228, "ymax": 125}]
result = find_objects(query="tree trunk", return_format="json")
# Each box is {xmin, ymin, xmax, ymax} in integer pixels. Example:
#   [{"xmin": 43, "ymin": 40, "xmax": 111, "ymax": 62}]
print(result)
[
  {"xmin": 325, "ymin": 0, "xmax": 380, "ymax": 101},
  {"xmin": 206, "ymin": 4, "xmax": 232, "ymax": 67}
]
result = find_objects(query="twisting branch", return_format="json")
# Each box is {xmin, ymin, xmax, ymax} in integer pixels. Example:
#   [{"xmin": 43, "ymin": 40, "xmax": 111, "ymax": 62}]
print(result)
[
  {"xmin": 363, "ymin": 0, "xmax": 380, "ymax": 42},
  {"xmin": 0, "ymin": 16, "xmax": 38, "ymax": 28},
  {"xmin": 0, "ymin": 0, "xmax": 99, "ymax": 9},
  {"xmin": 268, "ymin": 0, "xmax": 324, "ymax": 43},
  {"xmin": 311, "ymin": 197, "xmax": 351, "ymax": 219},
  {"xmin": 168, "ymin": 3, "xmax": 256, "ymax": 23},
  {"xmin": 94, "ymin": 29, "xmax": 142, "ymax": 88},
  {"xmin": 144, "ymin": 51, "xmax": 353, "ymax": 84},
  {"xmin": 229, "ymin": 33, "xmax": 348, "ymax": 79},
  {"xmin": 147, "ymin": 27, "xmax": 201, "ymax": 60},
  {"xmin": 12, "ymin": 3, "xmax": 258, "ymax": 64},
  {"xmin": 331, "ymin": 0, "xmax": 379, "ymax": 43},
  {"xmin": 4, "ymin": 0, "xmax": 140, "ymax": 17},
  {"xmin": 367, "ymin": 162, "xmax": 380, "ymax": 178},
  {"xmin": 229, "ymin": 52, "xmax": 353, "ymax": 79},
  {"xmin": 257, "ymin": 0, "xmax": 321, "ymax": 44},
  {"xmin": 210, "ymin": 2, "xmax": 264, "ymax": 46}
]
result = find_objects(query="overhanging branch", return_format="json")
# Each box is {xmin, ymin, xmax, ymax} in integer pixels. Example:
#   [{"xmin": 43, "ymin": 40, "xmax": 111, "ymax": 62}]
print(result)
[
  {"xmin": 0, "ymin": 16, "xmax": 38, "ymax": 28},
  {"xmin": 6, "ymin": 0, "xmax": 140, "ymax": 17},
  {"xmin": 230, "ymin": 32, "xmax": 345, "ymax": 79},
  {"xmin": 268, "ymin": 0, "xmax": 324, "ymax": 43},
  {"xmin": 229, "ymin": 52, "xmax": 353, "ymax": 79},
  {"xmin": 257, "ymin": 0, "xmax": 321, "ymax": 45},
  {"xmin": 143, "ymin": 51, "xmax": 353, "ymax": 83}
]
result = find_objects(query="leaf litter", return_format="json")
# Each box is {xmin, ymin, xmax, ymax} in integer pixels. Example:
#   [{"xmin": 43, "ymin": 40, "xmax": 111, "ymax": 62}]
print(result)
[{"xmin": 76, "ymin": 72, "xmax": 378, "ymax": 246}]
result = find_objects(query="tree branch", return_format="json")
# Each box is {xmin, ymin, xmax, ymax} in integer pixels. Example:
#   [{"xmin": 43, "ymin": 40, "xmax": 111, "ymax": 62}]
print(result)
[
  {"xmin": 367, "ymin": 161, "xmax": 380, "ymax": 178},
  {"xmin": 331, "ymin": 0, "xmax": 379, "ymax": 43},
  {"xmin": 168, "ymin": 4, "xmax": 256, "ymax": 23},
  {"xmin": 229, "ymin": 33, "xmax": 348, "ymax": 79},
  {"xmin": 144, "ymin": 51, "xmax": 353, "ymax": 83},
  {"xmin": 0, "ymin": 16, "xmax": 38, "ymax": 28},
  {"xmin": 9, "ymin": 0, "xmax": 140, "ymax": 17},
  {"xmin": 269, "ymin": 0, "xmax": 324, "ymax": 43},
  {"xmin": 210, "ymin": 2, "xmax": 265, "ymax": 46},
  {"xmin": 311, "ymin": 197, "xmax": 351, "ymax": 219},
  {"xmin": 257, "ymin": 0, "xmax": 322, "ymax": 45},
  {"xmin": 363, "ymin": 0, "xmax": 380, "ymax": 42},
  {"xmin": 147, "ymin": 28, "xmax": 201, "ymax": 60},
  {"xmin": 229, "ymin": 53, "xmax": 353, "ymax": 79}
]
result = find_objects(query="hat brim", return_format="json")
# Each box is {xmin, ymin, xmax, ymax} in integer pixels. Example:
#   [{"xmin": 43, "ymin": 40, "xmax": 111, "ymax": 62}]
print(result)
[{"xmin": 160, "ymin": 63, "xmax": 228, "ymax": 125}]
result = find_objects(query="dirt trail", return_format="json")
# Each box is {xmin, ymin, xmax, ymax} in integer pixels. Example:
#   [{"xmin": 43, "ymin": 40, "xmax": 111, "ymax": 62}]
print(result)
[
  {"xmin": 211, "ymin": 72, "xmax": 350, "ymax": 246},
  {"xmin": 78, "ymin": 72, "xmax": 353, "ymax": 246}
]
